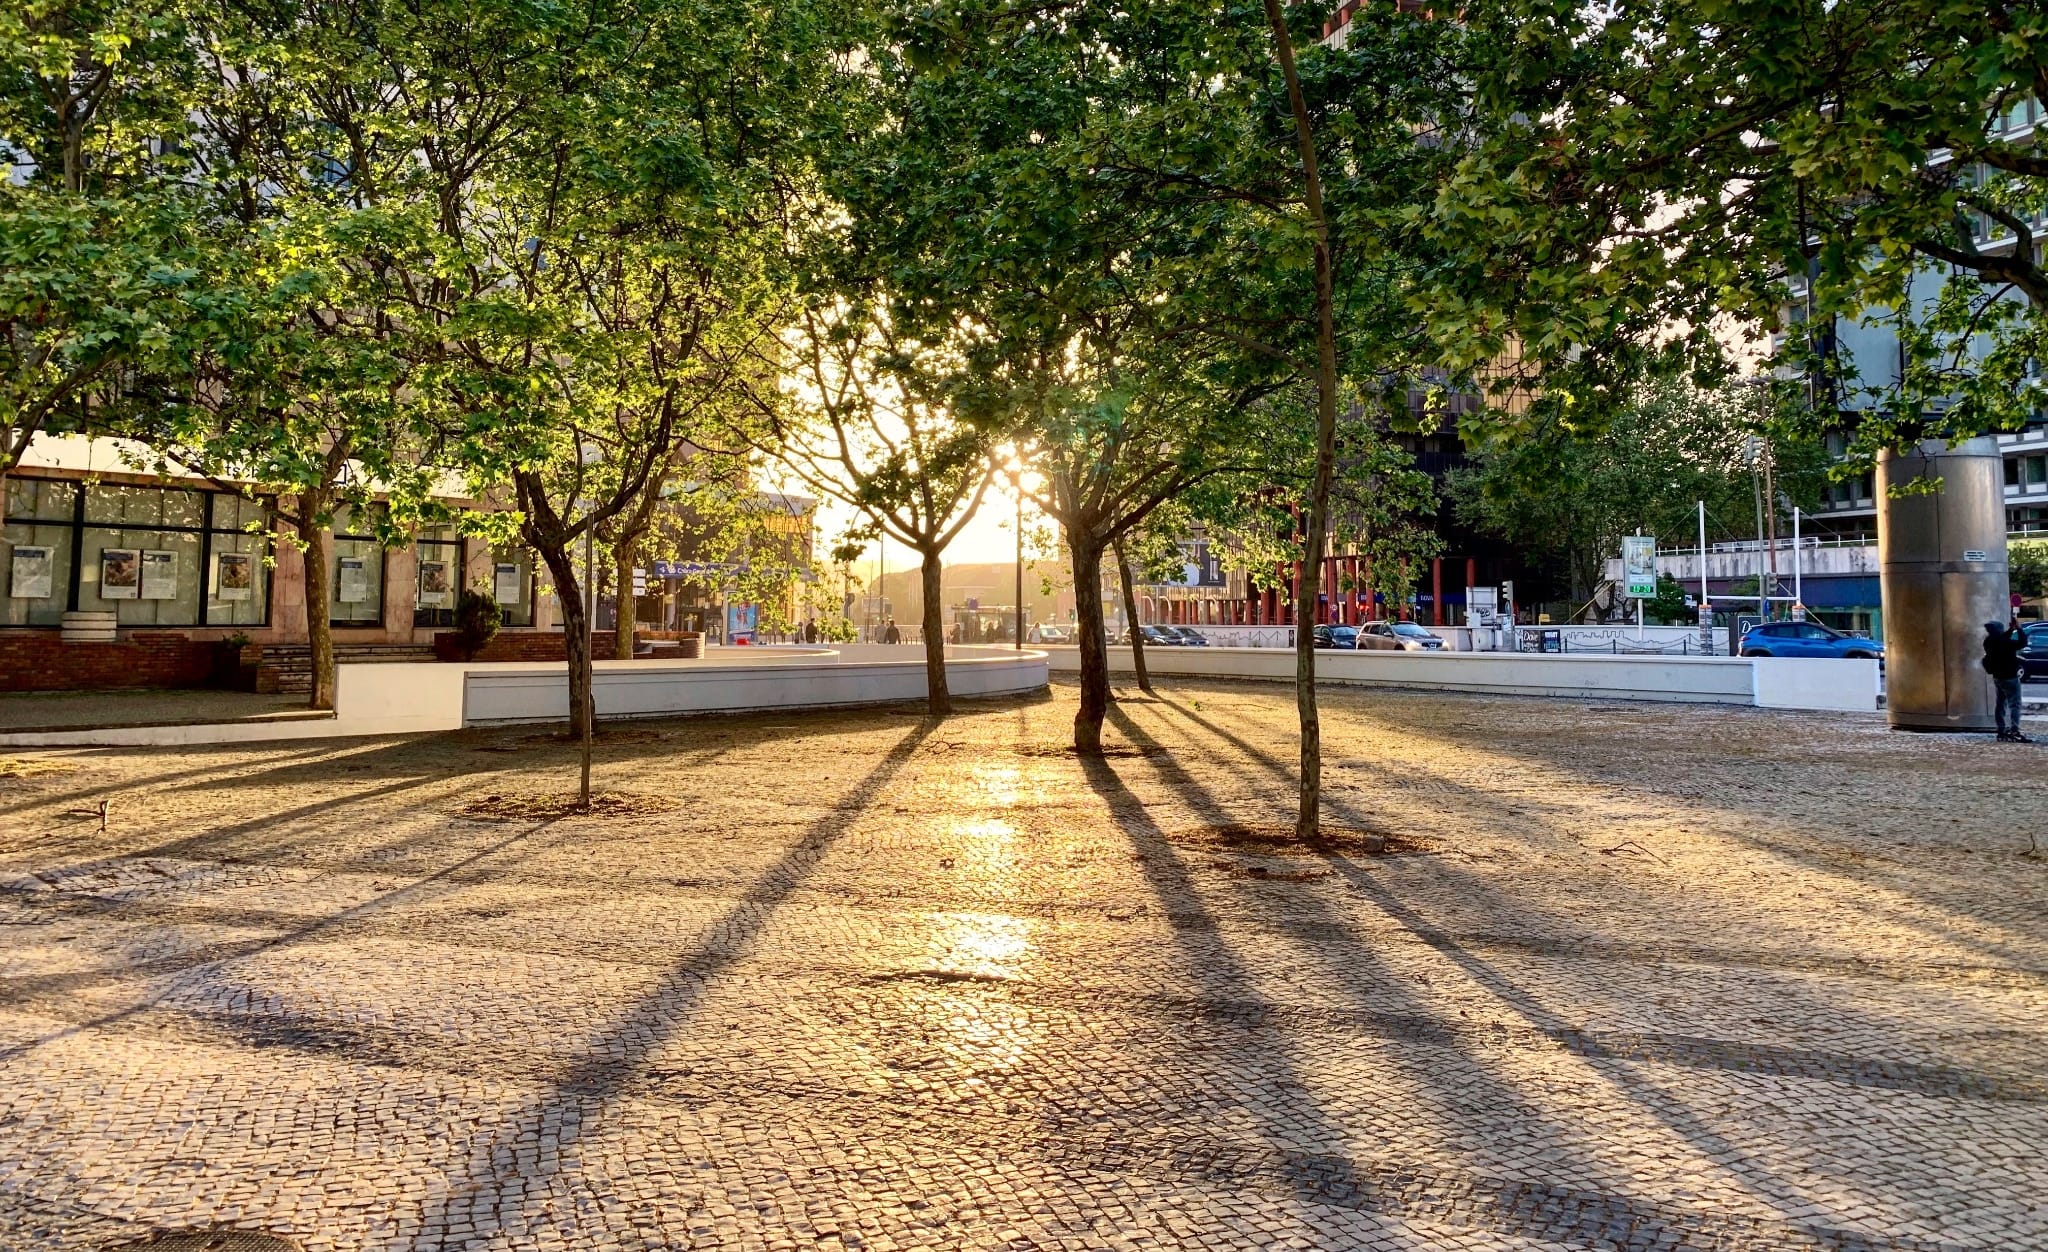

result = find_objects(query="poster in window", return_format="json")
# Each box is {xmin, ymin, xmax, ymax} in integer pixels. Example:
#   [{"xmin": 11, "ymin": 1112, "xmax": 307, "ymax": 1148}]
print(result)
[
  {"xmin": 214, "ymin": 551, "xmax": 254, "ymax": 601},
  {"xmin": 417, "ymin": 559, "xmax": 450, "ymax": 607},
  {"xmin": 337, "ymin": 556, "xmax": 370, "ymax": 604},
  {"xmin": 493, "ymin": 562, "xmax": 523, "ymax": 605},
  {"xmin": 100, "ymin": 548, "xmax": 141, "ymax": 599},
  {"xmin": 139, "ymin": 549, "xmax": 178, "ymax": 600},
  {"xmin": 8, "ymin": 545, "xmax": 53, "ymax": 599}
]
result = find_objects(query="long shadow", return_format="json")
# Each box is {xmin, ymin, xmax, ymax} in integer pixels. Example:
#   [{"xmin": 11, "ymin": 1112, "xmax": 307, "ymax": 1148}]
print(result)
[
  {"xmin": 1157, "ymin": 685, "xmax": 2048, "ymax": 971},
  {"xmin": 1070, "ymin": 745, "xmax": 1370, "ymax": 1222},
  {"xmin": 0, "ymin": 743, "xmax": 358, "ymax": 852},
  {"xmin": 1127, "ymin": 695, "xmax": 1999, "ymax": 1235},
  {"xmin": 0, "ymin": 805, "xmax": 595, "ymax": 1065},
  {"xmin": 401, "ymin": 716, "xmax": 938, "ymax": 1248},
  {"xmin": 1099, "ymin": 705, "xmax": 1620, "ymax": 1174}
]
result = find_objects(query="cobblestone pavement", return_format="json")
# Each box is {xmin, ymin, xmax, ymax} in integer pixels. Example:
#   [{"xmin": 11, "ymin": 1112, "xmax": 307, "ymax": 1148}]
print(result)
[{"xmin": 2, "ymin": 681, "xmax": 2045, "ymax": 1252}]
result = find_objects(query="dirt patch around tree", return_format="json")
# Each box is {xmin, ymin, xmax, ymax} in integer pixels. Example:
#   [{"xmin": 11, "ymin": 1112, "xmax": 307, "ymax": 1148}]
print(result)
[
  {"xmin": 1171, "ymin": 821, "xmax": 1433, "ymax": 858},
  {"xmin": 456, "ymin": 792, "xmax": 679, "ymax": 822}
]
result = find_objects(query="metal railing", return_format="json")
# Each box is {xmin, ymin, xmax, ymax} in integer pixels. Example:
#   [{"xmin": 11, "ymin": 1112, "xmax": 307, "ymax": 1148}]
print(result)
[{"xmin": 1518, "ymin": 631, "xmax": 1724, "ymax": 657}]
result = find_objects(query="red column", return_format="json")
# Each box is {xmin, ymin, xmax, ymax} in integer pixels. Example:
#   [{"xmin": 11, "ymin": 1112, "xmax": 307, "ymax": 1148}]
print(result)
[{"xmin": 1431, "ymin": 558, "xmax": 1444, "ymax": 627}]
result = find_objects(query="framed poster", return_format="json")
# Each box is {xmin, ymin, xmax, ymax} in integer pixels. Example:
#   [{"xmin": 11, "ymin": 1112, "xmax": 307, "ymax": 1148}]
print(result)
[
  {"xmin": 336, "ymin": 556, "xmax": 370, "ymax": 604},
  {"xmin": 493, "ymin": 562, "xmax": 523, "ymax": 605},
  {"xmin": 725, "ymin": 602, "xmax": 757, "ymax": 644},
  {"xmin": 1621, "ymin": 535, "xmax": 1657, "ymax": 599},
  {"xmin": 213, "ymin": 551, "xmax": 254, "ymax": 601},
  {"xmin": 417, "ymin": 559, "xmax": 451, "ymax": 607},
  {"xmin": 100, "ymin": 548, "xmax": 141, "ymax": 600},
  {"xmin": 139, "ymin": 549, "xmax": 178, "ymax": 600},
  {"xmin": 9, "ymin": 545, "xmax": 53, "ymax": 599}
]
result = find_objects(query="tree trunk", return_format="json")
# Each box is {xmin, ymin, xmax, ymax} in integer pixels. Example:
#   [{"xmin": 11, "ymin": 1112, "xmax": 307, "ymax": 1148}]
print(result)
[
  {"xmin": 1262, "ymin": 0, "xmax": 1339, "ymax": 840},
  {"xmin": 612, "ymin": 534, "xmax": 638, "ymax": 660},
  {"xmin": 1113, "ymin": 536, "xmax": 1153, "ymax": 696},
  {"xmin": 536, "ymin": 541, "xmax": 595, "ymax": 805},
  {"xmin": 1069, "ymin": 534, "xmax": 1110, "ymax": 754},
  {"xmin": 296, "ymin": 496, "xmax": 337, "ymax": 712},
  {"xmin": 918, "ymin": 545, "xmax": 951, "ymax": 716}
]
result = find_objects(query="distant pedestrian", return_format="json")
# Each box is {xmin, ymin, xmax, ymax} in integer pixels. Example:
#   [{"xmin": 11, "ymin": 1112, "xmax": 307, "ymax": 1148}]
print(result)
[
  {"xmin": 883, "ymin": 618, "xmax": 901, "ymax": 645},
  {"xmin": 1985, "ymin": 618, "xmax": 2030, "ymax": 743}
]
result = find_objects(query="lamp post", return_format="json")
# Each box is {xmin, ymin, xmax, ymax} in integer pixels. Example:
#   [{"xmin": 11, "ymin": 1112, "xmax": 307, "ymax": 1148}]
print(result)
[{"xmin": 1013, "ymin": 471, "xmax": 1025, "ymax": 648}]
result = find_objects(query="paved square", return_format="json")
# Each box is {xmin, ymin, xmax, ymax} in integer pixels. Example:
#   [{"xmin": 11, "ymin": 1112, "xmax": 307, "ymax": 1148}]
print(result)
[{"xmin": 2, "ymin": 681, "xmax": 2044, "ymax": 1252}]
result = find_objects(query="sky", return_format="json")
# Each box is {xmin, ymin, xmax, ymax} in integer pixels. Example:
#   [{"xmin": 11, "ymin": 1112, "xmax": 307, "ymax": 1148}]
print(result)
[{"xmin": 789, "ymin": 473, "xmax": 1052, "ymax": 588}]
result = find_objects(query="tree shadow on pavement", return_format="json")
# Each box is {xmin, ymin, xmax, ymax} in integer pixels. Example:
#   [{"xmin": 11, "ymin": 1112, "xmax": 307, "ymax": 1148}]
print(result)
[{"xmin": 395, "ymin": 716, "xmax": 939, "ymax": 1248}]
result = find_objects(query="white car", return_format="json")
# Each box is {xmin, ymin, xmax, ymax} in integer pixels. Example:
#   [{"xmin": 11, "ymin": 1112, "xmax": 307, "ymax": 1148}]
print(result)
[
  {"xmin": 1356, "ymin": 621, "xmax": 1445, "ymax": 652},
  {"xmin": 1030, "ymin": 625, "xmax": 1069, "ymax": 644}
]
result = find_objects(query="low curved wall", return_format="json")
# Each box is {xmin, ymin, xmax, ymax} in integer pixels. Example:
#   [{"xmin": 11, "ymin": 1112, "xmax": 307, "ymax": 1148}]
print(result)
[
  {"xmin": 1041, "ymin": 645, "xmax": 1878, "ymax": 712},
  {"xmin": 464, "ymin": 645, "xmax": 1047, "ymax": 725},
  {"xmin": 0, "ymin": 647, "xmax": 1050, "ymax": 746}
]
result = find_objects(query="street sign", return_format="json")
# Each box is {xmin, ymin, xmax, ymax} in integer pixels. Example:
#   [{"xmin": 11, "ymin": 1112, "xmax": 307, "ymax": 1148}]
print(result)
[
  {"xmin": 632, "ymin": 568, "xmax": 647, "ymax": 596},
  {"xmin": 1622, "ymin": 535, "xmax": 1657, "ymax": 599}
]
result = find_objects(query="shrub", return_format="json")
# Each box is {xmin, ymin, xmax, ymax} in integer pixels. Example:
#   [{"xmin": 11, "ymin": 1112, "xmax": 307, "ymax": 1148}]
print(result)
[{"xmin": 454, "ymin": 588, "xmax": 503, "ymax": 661}]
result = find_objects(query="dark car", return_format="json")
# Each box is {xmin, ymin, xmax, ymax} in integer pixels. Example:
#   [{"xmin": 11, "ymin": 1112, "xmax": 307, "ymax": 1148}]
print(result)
[
  {"xmin": 2019, "ymin": 621, "xmax": 2048, "ymax": 679},
  {"xmin": 1739, "ymin": 621, "xmax": 1884, "ymax": 660},
  {"xmin": 1312, "ymin": 624, "xmax": 1359, "ymax": 649},
  {"xmin": 1165, "ymin": 626, "xmax": 1210, "ymax": 646},
  {"xmin": 1123, "ymin": 624, "xmax": 1177, "ymax": 646}
]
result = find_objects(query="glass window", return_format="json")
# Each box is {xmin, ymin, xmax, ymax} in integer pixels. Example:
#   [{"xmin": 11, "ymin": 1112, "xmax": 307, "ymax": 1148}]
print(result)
[
  {"xmin": 489, "ymin": 544, "xmax": 535, "ymax": 627},
  {"xmin": 3, "ymin": 517, "xmax": 75, "ymax": 626},
  {"xmin": 328, "ymin": 506, "xmax": 386, "ymax": 627},
  {"xmin": 414, "ymin": 525, "xmax": 463, "ymax": 628},
  {"xmin": 3, "ymin": 481, "xmax": 270, "ymax": 629},
  {"xmin": 2028, "ymin": 456, "xmax": 2048, "ymax": 486},
  {"xmin": 78, "ymin": 526, "xmax": 204, "ymax": 626},
  {"xmin": 6, "ymin": 478, "xmax": 77, "ymax": 522},
  {"xmin": 85, "ymin": 484, "xmax": 204, "ymax": 528},
  {"xmin": 205, "ymin": 529, "xmax": 271, "ymax": 627},
  {"xmin": 2011, "ymin": 458, "xmax": 2025, "ymax": 487}
]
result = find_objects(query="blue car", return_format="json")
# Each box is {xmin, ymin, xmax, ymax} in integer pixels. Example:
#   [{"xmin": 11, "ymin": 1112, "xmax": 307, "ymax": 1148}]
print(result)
[{"xmin": 1740, "ymin": 621, "xmax": 1884, "ymax": 660}]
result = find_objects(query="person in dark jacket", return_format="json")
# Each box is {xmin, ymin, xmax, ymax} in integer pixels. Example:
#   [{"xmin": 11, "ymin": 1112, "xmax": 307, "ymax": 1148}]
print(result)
[{"xmin": 1985, "ymin": 618, "xmax": 2029, "ymax": 742}]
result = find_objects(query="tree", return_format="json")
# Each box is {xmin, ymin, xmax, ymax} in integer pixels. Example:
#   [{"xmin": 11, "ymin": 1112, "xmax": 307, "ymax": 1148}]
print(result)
[
  {"xmin": 1449, "ymin": 376, "xmax": 1829, "ymax": 607},
  {"xmin": 0, "ymin": 0, "xmax": 225, "ymax": 511},
  {"xmin": 1438, "ymin": 0, "xmax": 2048, "ymax": 453},
  {"xmin": 2013, "ymin": 541, "xmax": 2048, "ymax": 603},
  {"xmin": 753, "ymin": 299, "xmax": 996, "ymax": 716},
  {"xmin": 1644, "ymin": 574, "xmax": 1693, "ymax": 627}
]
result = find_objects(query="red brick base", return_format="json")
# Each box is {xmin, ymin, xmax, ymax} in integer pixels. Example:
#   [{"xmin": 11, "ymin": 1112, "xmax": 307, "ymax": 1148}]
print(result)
[
  {"xmin": 434, "ymin": 630, "xmax": 619, "ymax": 663},
  {"xmin": 0, "ymin": 631, "xmax": 218, "ymax": 693}
]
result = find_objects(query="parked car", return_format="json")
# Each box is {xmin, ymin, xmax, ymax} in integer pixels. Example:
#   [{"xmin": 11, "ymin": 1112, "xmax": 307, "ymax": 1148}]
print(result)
[
  {"xmin": 1165, "ymin": 626, "xmax": 1210, "ymax": 646},
  {"xmin": 2018, "ymin": 621, "xmax": 2048, "ymax": 679},
  {"xmin": 1029, "ymin": 624, "xmax": 1068, "ymax": 644},
  {"xmin": 1739, "ymin": 621, "xmax": 1884, "ymax": 659},
  {"xmin": 1312, "ymin": 624, "xmax": 1358, "ymax": 649},
  {"xmin": 1120, "ymin": 624, "xmax": 1178, "ymax": 646},
  {"xmin": 1356, "ymin": 621, "xmax": 1445, "ymax": 652}
]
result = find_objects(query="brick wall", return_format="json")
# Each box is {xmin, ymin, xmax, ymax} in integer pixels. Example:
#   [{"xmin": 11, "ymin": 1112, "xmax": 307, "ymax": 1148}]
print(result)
[
  {"xmin": 0, "ymin": 631, "xmax": 218, "ymax": 693},
  {"xmin": 434, "ymin": 630, "xmax": 618, "ymax": 663}
]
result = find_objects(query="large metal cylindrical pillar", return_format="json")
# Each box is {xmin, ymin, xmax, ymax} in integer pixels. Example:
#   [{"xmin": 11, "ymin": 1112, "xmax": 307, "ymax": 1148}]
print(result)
[{"xmin": 1878, "ymin": 437, "xmax": 2010, "ymax": 732}]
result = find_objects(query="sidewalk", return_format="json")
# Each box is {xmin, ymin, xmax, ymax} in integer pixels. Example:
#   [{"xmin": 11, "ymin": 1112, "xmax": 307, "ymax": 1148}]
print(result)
[{"xmin": 0, "ymin": 688, "xmax": 326, "ymax": 733}]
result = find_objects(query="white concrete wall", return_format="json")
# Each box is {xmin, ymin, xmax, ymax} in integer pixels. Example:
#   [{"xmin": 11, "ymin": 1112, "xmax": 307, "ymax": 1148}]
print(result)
[
  {"xmin": 0, "ymin": 648, "xmax": 1048, "ymax": 746},
  {"xmin": 462, "ymin": 646, "xmax": 1048, "ymax": 725},
  {"xmin": 1751, "ymin": 657, "xmax": 1882, "ymax": 712},
  {"xmin": 1043, "ymin": 645, "xmax": 1875, "ymax": 711},
  {"xmin": 0, "ymin": 664, "xmax": 468, "ymax": 748}
]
